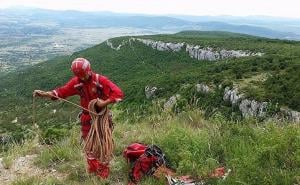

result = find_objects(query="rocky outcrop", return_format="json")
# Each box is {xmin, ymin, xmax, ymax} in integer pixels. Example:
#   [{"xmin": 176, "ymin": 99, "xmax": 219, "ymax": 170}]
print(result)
[
  {"xmin": 135, "ymin": 38, "xmax": 184, "ymax": 52},
  {"xmin": 145, "ymin": 86, "xmax": 158, "ymax": 99},
  {"xmin": 239, "ymin": 99, "xmax": 268, "ymax": 118},
  {"xmin": 134, "ymin": 38, "xmax": 263, "ymax": 61},
  {"xmin": 223, "ymin": 87, "xmax": 243, "ymax": 105},
  {"xmin": 222, "ymin": 86, "xmax": 300, "ymax": 121},
  {"xmin": 0, "ymin": 135, "xmax": 12, "ymax": 145},
  {"xmin": 280, "ymin": 108, "xmax": 300, "ymax": 123},
  {"xmin": 106, "ymin": 39, "xmax": 127, "ymax": 50},
  {"xmin": 147, "ymin": 81, "xmax": 299, "ymax": 122},
  {"xmin": 196, "ymin": 83, "xmax": 211, "ymax": 94},
  {"xmin": 223, "ymin": 87, "xmax": 267, "ymax": 118},
  {"xmin": 186, "ymin": 45, "xmax": 263, "ymax": 61},
  {"xmin": 107, "ymin": 37, "xmax": 264, "ymax": 60},
  {"xmin": 164, "ymin": 94, "xmax": 181, "ymax": 110}
]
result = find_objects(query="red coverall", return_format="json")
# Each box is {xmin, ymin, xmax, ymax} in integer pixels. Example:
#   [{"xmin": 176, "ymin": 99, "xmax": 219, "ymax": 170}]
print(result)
[{"xmin": 51, "ymin": 72, "xmax": 124, "ymax": 178}]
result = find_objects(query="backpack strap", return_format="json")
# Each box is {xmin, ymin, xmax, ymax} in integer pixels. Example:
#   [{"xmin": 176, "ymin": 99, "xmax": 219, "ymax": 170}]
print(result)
[
  {"xmin": 74, "ymin": 83, "xmax": 84, "ymax": 96},
  {"xmin": 93, "ymin": 74, "xmax": 103, "ymax": 97},
  {"xmin": 95, "ymin": 74, "xmax": 100, "ymax": 86}
]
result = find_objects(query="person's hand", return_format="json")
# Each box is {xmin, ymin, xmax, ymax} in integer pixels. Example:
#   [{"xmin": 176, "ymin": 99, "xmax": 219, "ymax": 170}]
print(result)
[
  {"xmin": 33, "ymin": 90, "xmax": 47, "ymax": 97},
  {"xmin": 96, "ymin": 98, "xmax": 110, "ymax": 108}
]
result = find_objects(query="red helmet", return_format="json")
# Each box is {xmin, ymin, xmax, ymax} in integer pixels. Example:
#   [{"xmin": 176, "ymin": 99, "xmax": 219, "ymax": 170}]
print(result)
[{"xmin": 71, "ymin": 58, "xmax": 92, "ymax": 79}]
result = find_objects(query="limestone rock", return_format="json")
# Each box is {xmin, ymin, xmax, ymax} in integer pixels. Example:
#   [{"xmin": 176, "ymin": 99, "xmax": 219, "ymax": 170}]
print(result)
[
  {"xmin": 145, "ymin": 86, "xmax": 158, "ymax": 99},
  {"xmin": 223, "ymin": 87, "xmax": 267, "ymax": 118},
  {"xmin": 164, "ymin": 94, "xmax": 180, "ymax": 110},
  {"xmin": 196, "ymin": 83, "xmax": 211, "ymax": 93},
  {"xmin": 0, "ymin": 135, "xmax": 12, "ymax": 145},
  {"xmin": 280, "ymin": 108, "xmax": 300, "ymax": 123},
  {"xmin": 239, "ymin": 99, "xmax": 267, "ymax": 118},
  {"xmin": 223, "ymin": 87, "xmax": 243, "ymax": 105},
  {"xmin": 106, "ymin": 39, "xmax": 127, "ymax": 50},
  {"xmin": 136, "ymin": 38, "xmax": 184, "ymax": 52},
  {"xmin": 135, "ymin": 38, "xmax": 263, "ymax": 61}
]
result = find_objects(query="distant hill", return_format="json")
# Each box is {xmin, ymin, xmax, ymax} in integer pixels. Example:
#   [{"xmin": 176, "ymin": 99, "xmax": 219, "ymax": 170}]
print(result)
[
  {"xmin": 1, "ymin": 7, "xmax": 300, "ymax": 39},
  {"xmin": 171, "ymin": 14, "xmax": 300, "ymax": 35},
  {"xmin": 2, "ymin": 7, "xmax": 300, "ymax": 73}
]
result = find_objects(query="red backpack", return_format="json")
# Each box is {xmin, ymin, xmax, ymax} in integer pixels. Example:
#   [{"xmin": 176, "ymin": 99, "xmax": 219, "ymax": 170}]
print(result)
[{"xmin": 123, "ymin": 143, "xmax": 169, "ymax": 183}]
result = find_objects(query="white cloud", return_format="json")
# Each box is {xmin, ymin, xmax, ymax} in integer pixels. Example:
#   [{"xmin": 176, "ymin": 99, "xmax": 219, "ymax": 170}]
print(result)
[{"xmin": 1, "ymin": 0, "xmax": 300, "ymax": 18}]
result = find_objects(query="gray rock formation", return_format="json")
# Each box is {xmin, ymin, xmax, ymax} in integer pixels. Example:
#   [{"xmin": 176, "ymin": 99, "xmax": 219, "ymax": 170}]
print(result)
[
  {"xmin": 134, "ymin": 38, "xmax": 263, "ymax": 61},
  {"xmin": 106, "ymin": 39, "xmax": 127, "ymax": 50},
  {"xmin": 186, "ymin": 45, "xmax": 220, "ymax": 61},
  {"xmin": 223, "ymin": 87, "xmax": 243, "ymax": 105},
  {"xmin": 0, "ymin": 135, "xmax": 12, "ymax": 145},
  {"xmin": 196, "ymin": 84, "xmax": 299, "ymax": 122},
  {"xmin": 196, "ymin": 83, "xmax": 211, "ymax": 93},
  {"xmin": 239, "ymin": 99, "xmax": 267, "ymax": 118},
  {"xmin": 164, "ymin": 94, "xmax": 180, "ymax": 110},
  {"xmin": 186, "ymin": 44, "xmax": 263, "ymax": 61},
  {"xmin": 135, "ymin": 38, "xmax": 184, "ymax": 52},
  {"xmin": 223, "ymin": 87, "xmax": 267, "ymax": 118},
  {"xmin": 145, "ymin": 86, "xmax": 158, "ymax": 99},
  {"xmin": 280, "ymin": 108, "xmax": 300, "ymax": 123}
]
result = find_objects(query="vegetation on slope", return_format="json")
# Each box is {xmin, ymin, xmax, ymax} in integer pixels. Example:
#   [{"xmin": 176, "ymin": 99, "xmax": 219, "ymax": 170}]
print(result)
[
  {"xmin": 2, "ymin": 109, "xmax": 300, "ymax": 185},
  {"xmin": 1, "ymin": 32, "xmax": 299, "ymax": 140},
  {"xmin": 0, "ymin": 31, "xmax": 300, "ymax": 184}
]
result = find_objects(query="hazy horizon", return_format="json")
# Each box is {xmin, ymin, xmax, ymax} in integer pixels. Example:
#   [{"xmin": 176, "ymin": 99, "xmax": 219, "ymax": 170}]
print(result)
[
  {"xmin": 2, "ymin": 5, "xmax": 300, "ymax": 20},
  {"xmin": 1, "ymin": 0, "xmax": 300, "ymax": 19}
]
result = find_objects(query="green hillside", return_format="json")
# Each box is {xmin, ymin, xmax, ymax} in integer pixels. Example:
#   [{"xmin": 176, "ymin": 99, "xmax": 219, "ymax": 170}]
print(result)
[
  {"xmin": 0, "ymin": 31, "xmax": 299, "ymax": 184},
  {"xmin": 1, "ymin": 31, "xmax": 300, "ymax": 138}
]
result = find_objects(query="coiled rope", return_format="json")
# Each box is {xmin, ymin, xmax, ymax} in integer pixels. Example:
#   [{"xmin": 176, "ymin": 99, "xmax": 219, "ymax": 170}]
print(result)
[
  {"xmin": 32, "ymin": 94, "xmax": 113, "ymax": 164},
  {"xmin": 84, "ymin": 99, "xmax": 114, "ymax": 163}
]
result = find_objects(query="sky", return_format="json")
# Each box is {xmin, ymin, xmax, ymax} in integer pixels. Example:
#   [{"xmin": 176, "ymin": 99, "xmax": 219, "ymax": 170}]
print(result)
[{"xmin": 1, "ymin": 0, "xmax": 300, "ymax": 18}]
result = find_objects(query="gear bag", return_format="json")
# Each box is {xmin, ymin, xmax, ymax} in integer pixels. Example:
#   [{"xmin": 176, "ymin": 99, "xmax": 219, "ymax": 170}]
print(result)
[{"xmin": 123, "ymin": 143, "xmax": 169, "ymax": 183}]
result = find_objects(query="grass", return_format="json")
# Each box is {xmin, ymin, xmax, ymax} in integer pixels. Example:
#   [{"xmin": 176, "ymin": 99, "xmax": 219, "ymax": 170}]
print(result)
[
  {"xmin": 12, "ymin": 177, "xmax": 63, "ymax": 185},
  {"xmin": 2, "ymin": 108, "xmax": 299, "ymax": 185}
]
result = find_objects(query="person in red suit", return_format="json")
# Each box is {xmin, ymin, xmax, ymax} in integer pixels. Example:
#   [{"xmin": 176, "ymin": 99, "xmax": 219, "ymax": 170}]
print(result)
[{"xmin": 33, "ymin": 57, "xmax": 124, "ymax": 179}]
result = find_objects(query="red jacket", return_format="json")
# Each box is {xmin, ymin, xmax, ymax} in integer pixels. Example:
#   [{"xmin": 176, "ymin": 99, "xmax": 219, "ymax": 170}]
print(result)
[{"xmin": 52, "ymin": 72, "xmax": 124, "ymax": 113}]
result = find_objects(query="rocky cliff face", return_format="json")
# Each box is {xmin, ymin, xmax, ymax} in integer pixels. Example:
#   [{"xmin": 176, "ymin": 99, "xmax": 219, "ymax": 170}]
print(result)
[
  {"xmin": 134, "ymin": 38, "xmax": 263, "ymax": 61},
  {"xmin": 199, "ymin": 85, "xmax": 297, "ymax": 120},
  {"xmin": 186, "ymin": 45, "xmax": 263, "ymax": 61},
  {"xmin": 106, "ymin": 39, "xmax": 128, "ymax": 50},
  {"xmin": 135, "ymin": 38, "xmax": 184, "ymax": 52}
]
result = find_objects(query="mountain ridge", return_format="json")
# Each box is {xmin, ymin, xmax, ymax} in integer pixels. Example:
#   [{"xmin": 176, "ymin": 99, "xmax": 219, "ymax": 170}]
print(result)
[{"xmin": 1, "ymin": 7, "xmax": 299, "ymax": 39}]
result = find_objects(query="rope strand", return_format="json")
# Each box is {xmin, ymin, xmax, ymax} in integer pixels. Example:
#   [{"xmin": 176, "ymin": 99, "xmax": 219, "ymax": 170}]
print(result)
[{"xmin": 48, "ymin": 93, "xmax": 99, "ymax": 116}]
